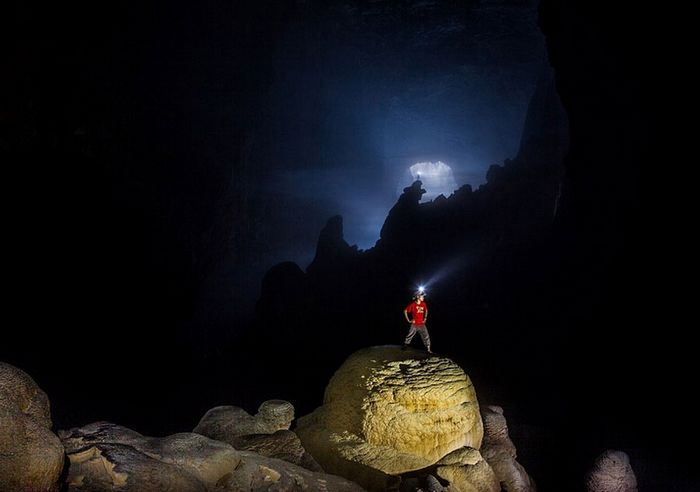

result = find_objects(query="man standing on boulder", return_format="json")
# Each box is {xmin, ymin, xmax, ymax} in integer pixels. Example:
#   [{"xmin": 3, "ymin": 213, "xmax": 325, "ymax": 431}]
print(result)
[{"xmin": 403, "ymin": 291, "xmax": 432, "ymax": 353}]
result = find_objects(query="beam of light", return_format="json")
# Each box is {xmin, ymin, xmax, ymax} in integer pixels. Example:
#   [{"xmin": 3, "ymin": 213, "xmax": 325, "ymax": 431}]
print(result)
[
  {"xmin": 400, "ymin": 161, "xmax": 459, "ymax": 202},
  {"xmin": 416, "ymin": 255, "xmax": 471, "ymax": 293}
]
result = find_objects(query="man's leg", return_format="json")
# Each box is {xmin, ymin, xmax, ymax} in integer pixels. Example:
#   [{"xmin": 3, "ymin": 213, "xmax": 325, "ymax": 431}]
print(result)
[
  {"xmin": 418, "ymin": 325, "xmax": 432, "ymax": 353},
  {"xmin": 404, "ymin": 324, "xmax": 418, "ymax": 346}
]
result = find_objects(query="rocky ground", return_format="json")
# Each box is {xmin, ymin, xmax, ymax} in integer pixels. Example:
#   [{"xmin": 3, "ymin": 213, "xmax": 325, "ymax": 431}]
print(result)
[{"xmin": 1, "ymin": 349, "xmax": 635, "ymax": 491}]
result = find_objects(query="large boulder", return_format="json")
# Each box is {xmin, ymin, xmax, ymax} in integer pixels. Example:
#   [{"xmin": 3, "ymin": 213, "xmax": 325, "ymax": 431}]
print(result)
[
  {"xmin": 295, "ymin": 346, "xmax": 485, "ymax": 490},
  {"xmin": 194, "ymin": 400, "xmax": 294, "ymax": 446},
  {"xmin": 480, "ymin": 405, "xmax": 536, "ymax": 492},
  {"xmin": 585, "ymin": 450, "xmax": 637, "ymax": 492},
  {"xmin": 0, "ymin": 362, "xmax": 65, "ymax": 492},
  {"xmin": 59, "ymin": 421, "xmax": 364, "ymax": 492}
]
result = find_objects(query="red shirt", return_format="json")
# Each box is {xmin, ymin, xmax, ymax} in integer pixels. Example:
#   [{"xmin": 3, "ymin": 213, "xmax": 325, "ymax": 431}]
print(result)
[{"xmin": 406, "ymin": 301, "xmax": 428, "ymax": 324}]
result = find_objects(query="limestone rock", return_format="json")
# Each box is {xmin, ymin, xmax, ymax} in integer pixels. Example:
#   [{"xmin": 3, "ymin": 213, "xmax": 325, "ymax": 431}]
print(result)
[
  {"xmin": 480, "ymin": 405, "xmax": 536, "ymax": 492},
  {"xmin": 436, "ymin": 452, "xmax": 499, "ymax": 492},
  {"xmin": 60, "ymin": 422, "xmax": 239, "ymax": 491},
  {"xmin": 146, "ymin": 432, "xmax": 243, "ymax": 485},
  {"xmin": 194, "ymin": 400, "xmax": 294, "ymax": 446},
  {"xmin": 59, "ymin": 421, "xmax": 364, "ymax": 492},
  {"xmin": 437, "ymin": 447, "xmax": 484, "ymax": 467},
  {"xmin": 61, "ymin": 421, "xmax": 144, "ymax": 452},
  {"xmin": 481, "ymin": 406, "xmax": 516, "ymax": 457},
  {"xmin": 429, "ymin": 447, "xmax": 499, "ymax": 492},
  {"xmin": 296, "ymin": 346, "xmax": 484, "ymax": 490},
  {"xmin": 308, "ymin": 215, "xmax": 359, "ymax": 272},
  {"xmin": 220, "ymin": 451, "xmax": 365, "ymax": 492},
  {"xmin": 63, "ymin": 443, "xmax": 208, "ymax": 492},
  {"xmin": 400, "ymin": 475, "xmax": 447, "ymax": 492},
  {"xmin": 585, "ymin": 450, "xmax": 637, "ymax": 492},
  {"xmin": 235, "ymin": 430, "xmax": 323, "ymax": 472},
  {"xmin": 425, "ymin": 474, "xmax": 447, "ymax": 492},
  {"xmin": 0, "ymin": 362, "xmax": 65, "ymax": 492}
]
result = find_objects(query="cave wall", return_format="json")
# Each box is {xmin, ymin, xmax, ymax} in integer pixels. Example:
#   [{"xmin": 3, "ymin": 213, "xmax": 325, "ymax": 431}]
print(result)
[
  {"xmin": 538, "ymin": 1, "xmax": 680, "ymax": 490},
  {"xmin": 2, "ymin": 0, "xmax": 296, "ymax": 433}
]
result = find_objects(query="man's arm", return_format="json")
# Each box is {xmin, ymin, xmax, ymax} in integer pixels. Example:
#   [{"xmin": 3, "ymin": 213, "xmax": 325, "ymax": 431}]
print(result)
[
  {"xmin": 404, "ymin": 308, "xmax": 412, "ymax": 323},
  {"xmin": 424, "ymin": 306, "xmax": 428, "ymax": 322}
]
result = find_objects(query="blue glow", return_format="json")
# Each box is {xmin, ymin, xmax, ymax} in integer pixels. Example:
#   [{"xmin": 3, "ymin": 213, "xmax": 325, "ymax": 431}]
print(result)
[{"xmin": 396, "ymin": 161, "xmax": 461, "ymax": 202}]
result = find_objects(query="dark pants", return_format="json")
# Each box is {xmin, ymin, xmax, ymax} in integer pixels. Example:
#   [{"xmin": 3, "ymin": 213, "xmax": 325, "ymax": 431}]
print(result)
[{"xmin": 404, "ymin": 323, "xmax": 431, "ymax": 350}]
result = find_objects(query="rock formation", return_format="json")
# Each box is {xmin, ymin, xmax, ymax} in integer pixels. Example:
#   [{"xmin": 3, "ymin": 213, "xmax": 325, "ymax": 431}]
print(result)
[
  {"xmin": 433, "ymin": 447, "xmax": 500, "ymax": 492},
  {"xmin": 375, "ymin": 181, "xmax": 427, "ymax": 253},
  {"xmin": 1, "ymin": 361, "xmax": 364, "ymax": 491},
  {"xmin": 220, "ymin": 450, "xmax": 362, "ymax": 492},
  {"xmin": 0, "ymin": 362, "xmax": 65, "ymax": 492},
  {"xmin": 194, "ymin": 400, "xmax": 294, "ymax": 445},
  {"xmin": 480, "ymin": 405, "xmax": 536, "ymax": 492},
  {"xmin": 585, "ymin": 450, "xmax": 637, "ymax": 492},
  {"xmin": 308, "ymin": 215, "xmax": 359, "ymax": 273},
  {"xmin": 194, "ymin": 400, "xmax": 322, "ymax": 472},
  {"xmin": 295, "ymin": 346, "xmax": 489, "ymax": 491},
  {"xmin": 400, "ymin": 474, "xmax": 445, "ymax": 492},
  {"xmin": 60, "ymin": 421, "xmax": 363, "ymax": 492},
  {"xmin": 60, "ymin": 422, "xmax": 237, "ymax": 491},
  {"xmin": 234, "ymin": 430, "xmax": 323, "ymax": 472}
]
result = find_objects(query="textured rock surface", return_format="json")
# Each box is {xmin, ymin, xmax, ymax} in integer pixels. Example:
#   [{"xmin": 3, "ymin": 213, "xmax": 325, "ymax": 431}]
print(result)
[
  {"xmin": 296, "ymin": 346, "xmax": 484, "ymax": 490},
  {"xmin": 60, "ymin": 422, "xmax": 238, "ymax": 491},
  {"xmin": 435, "ymin": 458, "xmax": 499, "ymax": 492},
  {"xmin": 399, "ymin": 474, "xmax": 446, "ymax": 492},
  {"xmin": 63, "ymin": 443, "xmax": 208, "ymax": 492},
  {"xmin": 193, "ymin": 400, "xmax": 322, "ymax": 471},
  {"xmin": 480, "ymin": 405, "xmax": 536, "ymax": 492},
  {"xmin": 0, "ymin": 362, "xmax": 65, "ymax": 492},
  {"xmin": 235, "ymin": 430, "xmax": 323, "ymax": 472},
  {"xmin": 59, "ymin": 421, "xmax": 363, "ymax": 492},
  {"xmin": 585, "ymin": 450, "xmax": 637, "ymax": 492},
  {"xmin": 434, "ymin": 447, "xmax": 500, "ymax": 492},
  {"xmin": 194, "ymin": 400, "xmax": 294, "ymax": 446},
  {"xmin": 220, "ymin": 451, "xmax": 365, "ymax": 492}
]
